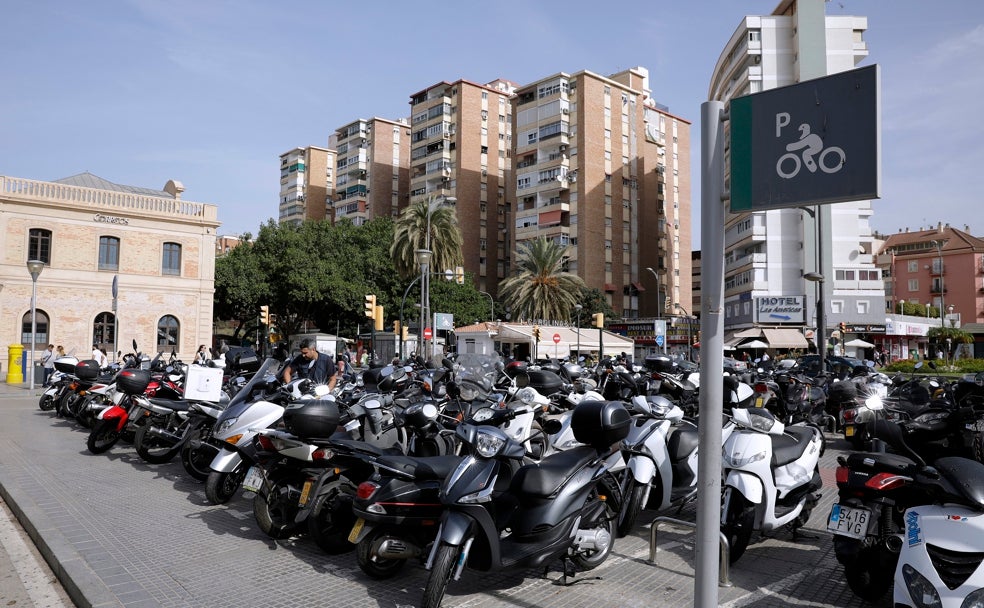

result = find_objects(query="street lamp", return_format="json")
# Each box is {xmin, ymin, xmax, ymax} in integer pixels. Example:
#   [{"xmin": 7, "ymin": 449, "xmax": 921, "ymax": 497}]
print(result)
[
  {"xmin": 898, "ymin": 299, "xmax": 905, "ymax": 315},
  {"xmin": 479, "ymin": 291, "xmax": 494, "ymax": 322},
  {"xmin": 574, "ymin": 304, "xmax": 583, "ymax": 361},
  {"xmin": 675, "ymin": 303, "xmax": 693, "ymax": 361},
  {"xmin": 804, "ymin": 272, "xmax": 825, "ymax": 373},
  {"xmin": 645, "ymin": 266, "xmax": 664, "ymax": 354},
  {"xmin": 931, "ymin": 240, "xmax": 945, "ymax": 328},
  {"xmin": 947, "ymin": 304, "xmax": 956, "ymax": 328},
  {"xmin": 399, "ymin": 276, "xmax": 423, "ymax": 362},
  {"xmin": 418, "ymin": 195, "xmax": 456, "ymax": 360},
  {"xmin": 27, "ymin": 260, "xmax": 44, "ymax": 391}
]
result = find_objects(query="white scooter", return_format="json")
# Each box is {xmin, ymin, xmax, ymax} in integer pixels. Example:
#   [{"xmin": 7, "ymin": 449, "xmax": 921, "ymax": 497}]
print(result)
[{"xmin": 721, "ymin": 406, "xmax": 824, "ymax": 563}]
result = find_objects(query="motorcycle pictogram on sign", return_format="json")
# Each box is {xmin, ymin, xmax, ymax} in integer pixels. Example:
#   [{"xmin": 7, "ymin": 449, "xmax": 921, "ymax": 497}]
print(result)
[{"xmin": 775, "ymin": 121, "xmax": 846, "ymax": 179}]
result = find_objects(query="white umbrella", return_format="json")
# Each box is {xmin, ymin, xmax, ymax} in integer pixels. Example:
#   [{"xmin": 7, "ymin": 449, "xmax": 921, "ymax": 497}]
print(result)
[
  {"xmin": 844, "ymin": 338, "xmax": 875, "ymax": 348},
  {"xmin": 739, "ymin": 339, "xmax": 769, "ymax": 349}
]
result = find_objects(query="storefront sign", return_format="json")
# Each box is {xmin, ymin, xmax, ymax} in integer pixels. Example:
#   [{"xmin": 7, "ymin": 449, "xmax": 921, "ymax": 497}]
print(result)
[{"xmin": 754, "ymin": 296, "xmax": 806, "ymax": 324}]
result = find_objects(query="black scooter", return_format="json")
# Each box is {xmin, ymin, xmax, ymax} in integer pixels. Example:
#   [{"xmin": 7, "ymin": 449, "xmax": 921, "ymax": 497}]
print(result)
[{"xmin": 420, "ymin": 399, "xmax": 630, "ymax": 608}]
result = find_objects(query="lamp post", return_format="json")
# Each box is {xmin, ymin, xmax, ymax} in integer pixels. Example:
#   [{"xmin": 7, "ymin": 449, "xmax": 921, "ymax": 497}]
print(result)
[
  {"xmin": 479, "ymin": 291, "xmax": 494, "ymax": 322},
  {"xmin": 574, "ymin": 304, "xmax": 583, "ymax": 361},
  {"xmin": 947, "ymin": 304, "xmax": 955, "ymax": 328},
  {"xmin": 645, "ymin": 266, "xmax": 664, "ymax": 354},
  {"xmin": 27, "ymin": 260, "xmax": 44, "ymax": 391},
  {"xmin": 675, "ymin": 303, "xmax": 693, "ymax": 361},
  {"xmin": 418, "ymin": 195, "xmax": 456, "ymax": 360},
  {"xmin": 399, "ymin": 276, "xmax": 423, "ymax": 362},
  {"xmin": 804, "ymin": 272, "xmax": 825, "ymax": 374},
  {"xmin": 898, "ymin": 299, "xmax": 905, "ymax": 315},
  {"xmin": 931, "ymin": 240, "xmax": 945, "ymax": 328}
]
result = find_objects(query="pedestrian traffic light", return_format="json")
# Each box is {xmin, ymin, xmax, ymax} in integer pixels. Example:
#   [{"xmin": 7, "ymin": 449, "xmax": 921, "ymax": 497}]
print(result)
[
  {"xmin": 259, "ymin": 305, "xmax": 269, "ymax": 325},
  {"xmin": 592, "ymin": 313, "xmax": 605, "ymax": 328},
  {"xmin": 532, "ymin": 324, "xmax": 541, "ymax": 341},
  {"xmin": 374, "ymin": 305, "xmax": 384, "ymax": 331},
  {"xmin": 364, "ymin": 295, "xmax": 376, "ymax": 319}
]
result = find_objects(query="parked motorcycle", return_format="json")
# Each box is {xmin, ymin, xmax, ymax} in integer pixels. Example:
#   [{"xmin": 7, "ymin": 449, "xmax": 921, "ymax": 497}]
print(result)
[
  {"xmin": 419, "ymin": 399, "xmax": 630, "ymax": 608},
  {"xmin": 720, "ymin": 406, "xmax": 824, "ymax": 563}
]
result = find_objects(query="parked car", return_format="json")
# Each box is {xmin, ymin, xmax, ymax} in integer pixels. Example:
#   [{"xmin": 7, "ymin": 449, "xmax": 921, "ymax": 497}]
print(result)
[{"xmin": 723, "ymin": 356, "xmax": 749, "ymax": 375}]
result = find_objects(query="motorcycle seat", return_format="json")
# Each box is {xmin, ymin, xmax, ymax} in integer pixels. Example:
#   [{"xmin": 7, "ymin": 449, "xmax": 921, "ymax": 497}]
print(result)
[
  {"xmin": 666, "ymin": 425, "xmax": 699, "ymax": 463},
  {"xmin": 329, "ymin": 437, "xmax": 404, "ymax": 457},
  {"xmin": 373, "ymin": 454, "xmax": 463, "ymax": 480},
  {"xmin": 511, "ymin": 446, "xmax": 597, "ymax": 498},
  {"xmin": 771, "ymin": 426, "xmax": 817, "ymax": 468},
  {"xmin": 933, "ymin": 457, "xmax": 984, "ymax": 509},
  {"xmin": 147, "ymin": 398, "xmax": 194, "ymax": 411},
  {"xmin": 841, "ymin": 451, "xmax": 919, "ymax": 476}
]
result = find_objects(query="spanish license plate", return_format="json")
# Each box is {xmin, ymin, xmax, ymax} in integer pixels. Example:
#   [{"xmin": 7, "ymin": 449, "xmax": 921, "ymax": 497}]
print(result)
[
  {"xmin": 242, "ymin": 466, "xmax": 264, "ymax": 493},
  {"xmin": 827, "ymin": 504, "xmax": 870, "ymax": 539},
  {"xmin": 347, "ymin": 517, "xmax": 365, "ymax": 544},
  {"xmin": 299, "ymin": 480, "xmax": 313, "ymax": 506},
  {"xmin": 754, "ymin": 396, "xmax": 765, "ymax": 408},
  {"xmin": 844, "ymin": 425, "xmax": 856, "ymax": 437}
]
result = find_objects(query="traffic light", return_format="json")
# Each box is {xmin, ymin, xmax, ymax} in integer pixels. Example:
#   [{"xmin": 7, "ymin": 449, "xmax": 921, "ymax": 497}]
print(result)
[
  {"xmin": 374, "ymin": 305, "xmax": 384, "ymax": 331},
  {"xmin": 455, "ymin": 265, "xmax": 465, "ymax": 285},
  {"xmin": 259, "ymin": 305, "xmax": 269, "ymax": 325},
  {"xmin": 592, "ymin": 313, "xmax": 605, "ymax": 328},
  {"xmin": 532, "ymin": 324, "xmax": 541, "ymax": 341},
  {"xmin": 364, "ymin": 294, "xmax": 376, "ymax": 319},
  {"xmin": 839, "ymin": 322, "xmax": 847, "ymax": 333},
  {"xmin": 393, "ymin": 320, "xmax": 401, "ymax": 335}
]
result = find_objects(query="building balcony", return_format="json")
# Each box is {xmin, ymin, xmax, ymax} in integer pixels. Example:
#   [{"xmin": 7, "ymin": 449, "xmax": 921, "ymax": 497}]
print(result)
[{"xmin": 725, "ymin": 252, "xmax": 765, "ymax": 273}]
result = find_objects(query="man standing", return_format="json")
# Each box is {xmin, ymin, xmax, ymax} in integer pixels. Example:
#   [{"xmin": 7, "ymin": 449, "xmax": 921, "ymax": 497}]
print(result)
[
  {"xmin": 283, "ymin": 338, "xmax": 335, "ymax": 385},
  {"xmin": 41, "ymin": 344, "xmax": 55, "ymax": 385},
  {"xmin": 92, "ymin": 344, "xmax": 108, "ymax": 368}
]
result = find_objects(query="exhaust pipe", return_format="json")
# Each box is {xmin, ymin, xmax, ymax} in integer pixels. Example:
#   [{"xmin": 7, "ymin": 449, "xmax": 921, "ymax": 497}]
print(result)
[
  {"xmin": 376, "ymin": 538, "xmax": 423, "ymax": 559},
  {"xmin": 885, "ymin": 534, "xmax": 903, "ymax": 553},
  {"xmin": 148, "ymin": 426, "xmax": 184, "ymax": 443}
]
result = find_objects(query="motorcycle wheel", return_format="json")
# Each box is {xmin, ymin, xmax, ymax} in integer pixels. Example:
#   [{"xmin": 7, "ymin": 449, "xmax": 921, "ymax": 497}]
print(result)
[
  {"xmin": 307, "ymin": 478, "xmax": 359, "ymax": 554},
  {"xmin": 87, "ymin": 418, "xmax": 121, "ymax": 454},
  {"xmin": 38, "ymin": 393, "xmax": 55, "ymax": 411},
  {"xmin": 571, "ymin": 502, "xmax": 617, "ymax": 570},
  {"xmin": 253, "ymin": 473, "xmax": 299, "ymax": 539},
  {"xmin": 133, "ymin": 422, "xmax": 183, "ymax": 464},
  {"xmin": 205, "ymin": 466, "xmax": 247, "ymax": 505},
  {"xmin": 357, "ymin": 528, "xmax": 409, "ymax": 579},
  {"xmin": 842, "ymin": 544, "xmax": 895, "ymax": 601},
  {"xmin": 75, "ymin": 396, "xmax": 96, "ymax": 429},
  {"xmin": 421, "ymin": 543, "xmax": 462, "ymax": 608},
  {"xmin": 180, "ymin": 430, "xmax": 214, "ymax": 482},
  {"xmin": 722, "ymin": 489, "xmax": 755, "ymax": 564},
  {"xmin": 615, "ymin": 479, "xmax": 648, "ymax": 538}
]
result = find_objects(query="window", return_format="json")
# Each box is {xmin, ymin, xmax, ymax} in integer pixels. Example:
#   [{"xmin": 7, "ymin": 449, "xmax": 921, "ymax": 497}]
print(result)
[
  {"xmin": 99, "ymin": 236, "xmax": 120, "ymax": 271},
  {"xmin": 21, "ymin": 309, "xmax": 49, "ymax": 346},
  {"xmin": 162, "ymin": 243, "xmax": 181, "ymax": 275},
  {"xmin": 93, "ymin": 312, "xmax": 115, "ymax": 349},
  {"xmin": 908, "ymin": 279, "xmax": 919, "ymax": 292},
  {"xmin": 908, "ymin": 261, "xmax": 918, "ymax": 272},
  {"xmin": 29, "ymin": 229, "xmax": 51, "ymax": 264},
  {"xmin": 157, "ymin": 315, "xmax": 179, "ymax": 349}
]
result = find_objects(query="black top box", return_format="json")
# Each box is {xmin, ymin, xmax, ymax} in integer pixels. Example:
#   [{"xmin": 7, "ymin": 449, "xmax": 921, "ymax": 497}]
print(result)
[{"xmin": 75, "ymin": 360, "xmax": 101, "ymax": 380}]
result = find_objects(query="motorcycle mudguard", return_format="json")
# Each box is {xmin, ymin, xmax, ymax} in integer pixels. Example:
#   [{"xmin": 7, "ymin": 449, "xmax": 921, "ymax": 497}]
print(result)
[
  {"xmin": 98, "ymin": 405, "xmax": 127, "ymax": 421},
  {"xmin": 627, "ymin": 454, "xmax": 656, "ymax": 485},
  {"xmin": 209, "ymin": 447, "xmax": 243, "ymax": 473},
  {"xmin": 439, "ymin": 510, "xmax": 475, "ymax": 547},
  {"xmin": 725, "ymin": 470, "xmax": 763, "ymax": 505}
]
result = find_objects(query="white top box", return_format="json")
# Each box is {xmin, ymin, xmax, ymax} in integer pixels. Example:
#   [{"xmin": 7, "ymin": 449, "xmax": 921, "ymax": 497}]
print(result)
[{"xmin": 184, "ymin": 365, "xmax": 224, "ymax": 402}]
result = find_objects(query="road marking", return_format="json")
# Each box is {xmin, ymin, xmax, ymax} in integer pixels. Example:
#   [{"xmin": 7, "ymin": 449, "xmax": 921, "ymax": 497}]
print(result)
[{"xmin": 0, "ymin": 500, "xmax": 72, "ymax": 608}]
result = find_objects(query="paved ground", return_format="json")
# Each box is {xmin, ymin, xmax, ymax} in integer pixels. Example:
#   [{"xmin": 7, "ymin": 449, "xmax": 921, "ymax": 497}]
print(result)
[{"xmin": 0, "ymin": 381, "xmax": 889, "ymax": 608}]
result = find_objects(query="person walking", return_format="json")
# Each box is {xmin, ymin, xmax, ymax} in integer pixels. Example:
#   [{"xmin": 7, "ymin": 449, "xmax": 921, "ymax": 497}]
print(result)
[
  {"xmin": 92, "ymin": 344, "xmax": 108, "ymax": 368},
  {"xmin": 41, "ymin": 344, "xmax": 55, "ymax": 385}
]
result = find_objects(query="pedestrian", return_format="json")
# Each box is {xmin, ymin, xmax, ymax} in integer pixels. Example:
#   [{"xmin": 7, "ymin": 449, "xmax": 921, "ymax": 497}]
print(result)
[
  {"xmin": 92, "ymin": 344, "xmax": 108, "ymax": 368},
  {"xmin": 56, "ymin": 345, "xmax": 66, "ymax": 359},
  {"xmin": 193, "ymin": 344, "xmax": 211, "ymax": 366},
  {"xmin": 282, "ymin": 338, "xmax": 335, "ymax": 384},
  {"xmin": 41, "ymin": 344, "xmax": 55, "ymax": 385}
]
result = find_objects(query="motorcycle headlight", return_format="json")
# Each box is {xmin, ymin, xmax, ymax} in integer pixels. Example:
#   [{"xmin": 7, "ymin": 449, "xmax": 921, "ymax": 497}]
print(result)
[
  {"xmin": 516, "ymin": 387, "xmax": 536, "ymax": 405},
  {"xmin": 724, "ymin": 449, "xmax": 767, "ymax": 468},
  {"xmin": 475, "ymin": 429, "xmax": 507, "ymax": 457},
  {"xmin": 218, "ymin": 417, "xmax": 239, "ymax": 433},
  {"xmin": 962, "ymin": 588, "xmax": 984, "ymax": 608},
  {"xmin": 864, "ymin": 395, "xmax": 883, "ymax": 410},
  {"xmin": 901, "ymin": 563, "xmax": 942, "ymax": 608}
]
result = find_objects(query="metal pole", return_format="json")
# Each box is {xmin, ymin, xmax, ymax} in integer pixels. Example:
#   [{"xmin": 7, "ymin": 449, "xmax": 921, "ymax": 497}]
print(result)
[
  {"xmin": 816, "ymin": 213, "xmax": 826, "ymax": 372},
  {"xmin": 646, "ymin": 267, "xmax": 663, "ymax": 354},
  {"xmin": 30, "ymin": 277, "xmax": 37, "ymax": 390},
  {"xmin": 694, "ymin": 100, "xmax": 726, "ymax": 608},
  {"xmin": 575, "ymin": 304, "xmax": 582, "ymax": 361},
  {"xmin": 400, "ymin": 276, "xmax": 421, "ymax": 362}
]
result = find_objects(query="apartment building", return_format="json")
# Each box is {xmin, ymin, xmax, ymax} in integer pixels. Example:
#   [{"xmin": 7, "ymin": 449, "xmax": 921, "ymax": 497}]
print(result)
[
  {"xmin": 511, "ymin": 67, "xmax": 691, "ymax": 318},
  {"xmin": 277, "ymin": 146, "xmax": 334, "ymax": 226},
  {"xmin": 708, "ymin": 0, "xmax": 882, "ymax": 350},
  {"xmin": 408, "ymin": 78, "xmax": 517, "ymax": 295},
  {"xmin": 331, "ymin": 117, "xmax": 411, "ymax": 225},
  {"xmin": 0, "ymin": 173, "xmax": 220, "ymax": 366}
]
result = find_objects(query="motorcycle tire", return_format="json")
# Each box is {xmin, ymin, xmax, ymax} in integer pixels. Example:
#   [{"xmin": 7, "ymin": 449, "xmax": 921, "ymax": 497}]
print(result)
[
  {"xmin": 421, "ymin": 542, "xmax": 462, "ymax": 608},
  {"xmin": 180, "ymin": 431, "xmax": 214, "ymax": 482},
  {"xmin": 722, "ymin": 489, "xmax": 756, "ymax": 564},
  {"xmin": 571, "ymin": 501, "xmax": 617, "ymax": 570},
  {"xmin": 357, "ymin": 528, "xmax": 409, "ymax": 579},
  {"xmin": 205, "ymin": 466, "xmax": 247, "ymax": 505},
  {"xmin": 842, "ymin": 544, "xmax": 895, "ymax": 601},
  {"xmin": 133, "ymin": 422, "xmax": 183, "ymax": 464},
  {"xmin": 75, "ymin": 396, "xmax": 96, "ymax": 429},
  {"xmin": 253, "ymin": 474, "xmax": 299, "ymax": 539},
  {"xmin": 56, "ymin": 391, "xmax": 74, "ymax": 418},
  {"xmin": 307, "ymin": 478, "xmax": 358, "ymax": 554},
  {"xmin": 615, "ymin": 479, "xmax": 648, "ymax": 538},
  {"xmin": 87, "ymin": 418, "xmax": 121, "ymax": 454},
  {"xmin": 38, "ymin": 393, "xmax": 55, "ymax": 411}
]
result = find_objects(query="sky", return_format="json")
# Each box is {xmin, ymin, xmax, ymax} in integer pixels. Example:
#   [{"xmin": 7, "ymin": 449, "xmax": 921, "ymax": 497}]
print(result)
[{"xmin": 2, "ymin": 1, "xmax": 983, "ymax": 249}]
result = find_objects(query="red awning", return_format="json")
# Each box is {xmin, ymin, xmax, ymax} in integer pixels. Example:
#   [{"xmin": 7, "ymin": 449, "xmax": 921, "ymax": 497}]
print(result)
[
  {"xmin": 631, "ymin": 281, "xmax": 646, "ymax": 292},
  {"xmin": 604, "ymin": 283, "xmax": 616, "ymax": 292}
]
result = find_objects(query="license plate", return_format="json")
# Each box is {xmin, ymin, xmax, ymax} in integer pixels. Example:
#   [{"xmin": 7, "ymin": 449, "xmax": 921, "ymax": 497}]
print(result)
[
  {"xmin": 844, "ymin": 425, "xmax": 856, "ymax": 437},
  {"xmin": 754, "ymin": 397, "xmax": 765, "ymax": 408},
  {"xmin": 347, "ymin": 517, "xmax": 365, "ymax": 544},
  {"xmin": 242, "ymin": 466, "xmax": 264, "ymax": 493},
  {"xmin": 299, "ymin": 480, "xmax": 313, "ymax": 506},
  {"xmin": 827, "ymin": 504, "xmax": 871, "ymax": 539}
]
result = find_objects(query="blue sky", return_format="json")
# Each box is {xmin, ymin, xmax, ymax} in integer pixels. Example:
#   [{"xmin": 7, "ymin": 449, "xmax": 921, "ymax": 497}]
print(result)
[{"xmin": 2, "ymin": 1, "xmax": 982, "ymax": 248}]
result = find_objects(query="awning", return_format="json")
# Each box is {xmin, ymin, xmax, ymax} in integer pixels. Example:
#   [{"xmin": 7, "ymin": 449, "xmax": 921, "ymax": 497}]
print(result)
[
  {"xmin": 733, "ymin": 328, "xmax": 764, "ymax": 339},
  {"xmin": 631, "ymin": 281, "xmax": 646, "ymax": 292},
  {"xmin": 762, "ymin": 328, "xmax": 809, "ymax": 349},
  {"xmin": 538, "ymin": 209, "xmax": 562, "ymax": 225}
]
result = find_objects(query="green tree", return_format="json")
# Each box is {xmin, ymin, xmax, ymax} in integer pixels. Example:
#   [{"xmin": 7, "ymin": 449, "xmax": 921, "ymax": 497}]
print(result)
[
  {"xmin": 213, "ymin": 235, "xmax": 267, "ymax": 342},
  {"xmin": 390, "ymin": 198, "xmax": 463, "ymax": 280},
  {"xmin": 927, "ymin": 325, "xmax": 973, "ymax": 359},
  {"xmin": 498, "ymin": 237, "xmax": 586, "ymax": 322}
]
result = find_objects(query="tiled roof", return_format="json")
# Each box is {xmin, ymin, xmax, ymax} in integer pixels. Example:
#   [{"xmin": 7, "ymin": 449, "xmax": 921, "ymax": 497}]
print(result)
[{"xmin": 53, "ymin": 172, "xmax": 174, "ymax": 199}]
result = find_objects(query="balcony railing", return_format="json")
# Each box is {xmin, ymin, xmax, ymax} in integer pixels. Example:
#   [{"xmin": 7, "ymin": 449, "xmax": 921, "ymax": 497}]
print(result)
[{"xmin": 1, "ymin": 176, "xmax": 218, "ymax": 223}]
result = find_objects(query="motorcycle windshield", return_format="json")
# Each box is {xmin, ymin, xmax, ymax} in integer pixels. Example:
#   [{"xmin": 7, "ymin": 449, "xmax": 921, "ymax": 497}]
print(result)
[{"xmin": 451, "ymin": 353, "xmax": 498, "ymax": 399}]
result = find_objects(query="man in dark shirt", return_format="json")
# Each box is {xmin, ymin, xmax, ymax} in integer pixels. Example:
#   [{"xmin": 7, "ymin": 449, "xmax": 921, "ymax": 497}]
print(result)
[{"xmin": 283, "ymin": 338, "xmax": 335, "ymax": 385}]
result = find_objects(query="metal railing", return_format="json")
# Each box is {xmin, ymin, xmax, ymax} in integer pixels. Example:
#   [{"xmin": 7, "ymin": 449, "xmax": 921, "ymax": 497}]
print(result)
[{"xmin": 649, "ymin": 516, "xmax": 732, "ymax": 587}]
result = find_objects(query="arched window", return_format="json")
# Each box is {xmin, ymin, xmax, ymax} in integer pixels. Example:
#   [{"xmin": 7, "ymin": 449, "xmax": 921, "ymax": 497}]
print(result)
[
  {"xmin": 93, "ymin": 312, "xmax": 116, "ymax": 352},
  {"xmin": 157, "ymin": 315, "xmax": 179, "ymax": 349},
  {"xmin": 29, "ymin": 229, "xmax": 52, "ymax": 264},
  {"xmin": 21, "ymin": 309, "xmax": 49, "ymax": 347}
]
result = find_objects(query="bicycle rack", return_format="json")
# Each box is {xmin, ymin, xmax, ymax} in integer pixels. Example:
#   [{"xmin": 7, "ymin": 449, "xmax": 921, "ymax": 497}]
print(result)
[{"xmin": 648, "ymin": 516, "xmax": 732, "ymax": 587}]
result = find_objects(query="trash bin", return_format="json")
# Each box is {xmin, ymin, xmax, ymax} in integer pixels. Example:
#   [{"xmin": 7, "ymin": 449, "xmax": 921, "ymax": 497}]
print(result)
[{"xmin": 34, "ymin": 362, "xmax": 44, "ymax": 385}]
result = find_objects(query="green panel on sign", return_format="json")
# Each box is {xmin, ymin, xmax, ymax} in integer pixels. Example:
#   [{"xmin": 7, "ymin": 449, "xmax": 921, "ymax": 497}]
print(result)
[{"xmin": 730, "ymin": 96, "xmax": 754, "ymax": 212}]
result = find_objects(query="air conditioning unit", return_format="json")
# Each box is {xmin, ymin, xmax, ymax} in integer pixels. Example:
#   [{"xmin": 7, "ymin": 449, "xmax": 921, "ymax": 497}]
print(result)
[{"xmin": 562, "ymin": 108, "xmax": 569, "ymax": 114}]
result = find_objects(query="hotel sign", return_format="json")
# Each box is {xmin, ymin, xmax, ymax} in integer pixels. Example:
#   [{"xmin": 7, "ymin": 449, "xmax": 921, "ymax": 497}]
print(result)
[{"xmin": 754, "ymin": 296, "xmax": 806, "ymax": 324}]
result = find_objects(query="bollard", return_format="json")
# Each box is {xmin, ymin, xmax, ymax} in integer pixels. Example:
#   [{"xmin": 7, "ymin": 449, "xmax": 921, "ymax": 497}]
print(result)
[
  {"xmin": 6, "ymin": 344, "xmax": 24, "ymax": 384},
  {"xmin": 648, "ymin": 516, "xmax": 731, "ymax": 587}
]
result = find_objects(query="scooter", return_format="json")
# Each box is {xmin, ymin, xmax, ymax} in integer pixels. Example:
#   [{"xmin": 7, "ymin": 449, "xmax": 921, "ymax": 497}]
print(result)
[
  {"xmin": 420, "ymin": 399, "xmax": 630, "ymax": 608},
  {"xmin": 720, "ymin": 406, "xmax": 824, "ymax": 564}
]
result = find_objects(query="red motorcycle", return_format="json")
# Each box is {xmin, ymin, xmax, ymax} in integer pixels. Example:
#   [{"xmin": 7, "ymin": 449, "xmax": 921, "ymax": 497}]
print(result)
[{"xmin": 86, "ymin": 368, "xmax": 154, "ymax": 454}]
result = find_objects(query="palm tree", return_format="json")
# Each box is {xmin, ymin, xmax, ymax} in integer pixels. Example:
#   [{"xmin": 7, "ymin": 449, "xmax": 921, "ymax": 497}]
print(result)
[
  {"xmin": 498, "ymin": 237, "xmax": 585, "ymax": 322},
  {"xmin": 390, "ymin": 197, "xmax": 463, "ymax": 280}
]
